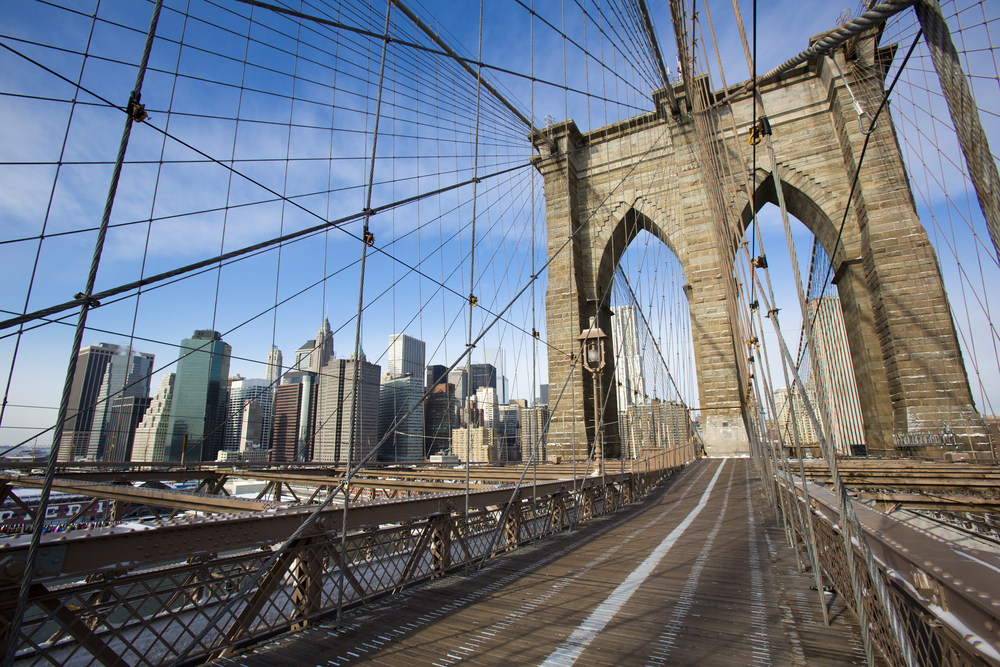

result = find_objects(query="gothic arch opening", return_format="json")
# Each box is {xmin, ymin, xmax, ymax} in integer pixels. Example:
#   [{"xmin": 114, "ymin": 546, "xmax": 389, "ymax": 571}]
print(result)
[
  {"xmin": 739, "ymin": 172, "xmax": 885, "ymax": 453},
  {"xmin": 591, "ymin": 207, "xmax": 700, "ymax": 458}
]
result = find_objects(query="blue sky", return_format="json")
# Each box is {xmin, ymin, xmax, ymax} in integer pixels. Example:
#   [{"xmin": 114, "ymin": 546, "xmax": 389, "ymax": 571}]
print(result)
[{"xmin": 1, "ymin": 0, "xmax": 997, "ymax": 451}]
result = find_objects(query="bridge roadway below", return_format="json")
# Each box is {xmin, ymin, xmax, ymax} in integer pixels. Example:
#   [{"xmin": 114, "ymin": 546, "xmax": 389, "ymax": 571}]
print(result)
[{"xmin": 222, "ymin": 458, "xmax": 875, "ymax": 667}]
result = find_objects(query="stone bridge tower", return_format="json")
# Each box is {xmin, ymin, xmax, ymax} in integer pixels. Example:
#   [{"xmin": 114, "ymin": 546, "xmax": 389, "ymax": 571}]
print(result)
[{"xmin": 532, "ymin": 31, "xmax": 989, "ymax": 459}]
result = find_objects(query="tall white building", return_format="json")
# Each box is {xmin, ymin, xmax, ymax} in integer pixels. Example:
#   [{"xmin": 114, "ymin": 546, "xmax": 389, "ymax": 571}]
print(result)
[
  {"xmin": 387, "ymin": 334, "xmax": 426, "ymax": 379},
  {"xmin": 448, "ymin": 369, "xmax": 468, "ymax": 404},
  {"xmin": 611, "ymin": 305, "xmax": 645, "ymax": 409},
  {"xmin": 808, "ymin": 296, "xmax": 866, "ymax": 455},
  {"xmin": 224, "ymin": 378, "xmax": 274, "ymax": 453},
  {"xmin": 474, "ymin": 386, "xmax": 499, "ymax": 429},
  {"xmin": 132, "ymin": 374, "xmax": 175, "ymax": 462}
]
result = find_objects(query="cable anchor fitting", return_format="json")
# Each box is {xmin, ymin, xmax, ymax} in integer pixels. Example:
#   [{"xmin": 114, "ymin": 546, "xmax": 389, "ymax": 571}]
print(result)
[
  {"xmin": 751, "ymin": 254, "xmax": 768, "ymax": 269},
  {"xmin": 468, "ymin": 294, "xmax": 478, "ymax": 307},
  {"xmin": 856, "ymin": 100, "xmax": 876, "ymax": 135},
  {"xmin": 363, "ymin": 231, "xmax": 375, "ymax": 247},
  {"xmin": 532, "ymin": 329, "xmax": 540, "ymax": 339},
  {"xmin": 126, "ymin": 91, "xmax": 148, "ymax": 123},
  {"xmin": 748, "ymin": 117, "xmax": 771, "ymax": 145},
  {"xmin": 749, "ymin": 299, "xmax": 759, "ymax": 313},
  {"xmin": 74, "ymin": 292, "xmax": 101, "ymax": 308}
]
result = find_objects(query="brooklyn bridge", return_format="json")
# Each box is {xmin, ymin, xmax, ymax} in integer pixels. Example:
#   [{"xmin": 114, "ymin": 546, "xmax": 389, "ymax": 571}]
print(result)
[{"xmin": 1, "ymin": 0, "xmax": 999, "ymax": 665}]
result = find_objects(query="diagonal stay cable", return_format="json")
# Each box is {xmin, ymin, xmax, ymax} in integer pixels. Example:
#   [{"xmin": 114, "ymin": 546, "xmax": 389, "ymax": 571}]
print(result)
[
  {"xmin": 0, "ymin": 27, "xmax": 560, "ymax": 345},
  {"xmin": 0, "ymin": 34, "xmax": 533, "ymax": 333}
]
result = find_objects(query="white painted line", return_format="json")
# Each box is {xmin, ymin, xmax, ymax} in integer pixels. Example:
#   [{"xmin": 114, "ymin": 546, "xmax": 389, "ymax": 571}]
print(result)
[{"xmin": 540, "ymin": 461, "xmax": 727, "ymax": 667}]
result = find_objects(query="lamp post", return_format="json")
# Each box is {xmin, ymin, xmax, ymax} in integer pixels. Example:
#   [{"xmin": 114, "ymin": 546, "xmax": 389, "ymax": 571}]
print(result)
[{"xmin": 578, "ymin": 316, "xmax": 608, "ymax": 476}]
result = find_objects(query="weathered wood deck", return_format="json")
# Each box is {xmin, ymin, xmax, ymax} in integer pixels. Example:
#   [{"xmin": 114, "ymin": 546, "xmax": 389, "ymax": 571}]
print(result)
[{"xmin": 221, "ymin": 458, "xmax": 875, "ymax": 666}]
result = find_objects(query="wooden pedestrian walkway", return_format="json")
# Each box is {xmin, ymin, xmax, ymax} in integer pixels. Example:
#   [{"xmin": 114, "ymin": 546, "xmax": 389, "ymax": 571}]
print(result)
[{"xmin": 221, "ymin": 458, "xmax": 874, "ymax": 667}]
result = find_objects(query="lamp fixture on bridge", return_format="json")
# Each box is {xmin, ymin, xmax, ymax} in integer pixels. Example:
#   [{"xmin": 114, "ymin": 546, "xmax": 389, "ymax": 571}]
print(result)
[
  {"xmin": 578, "ymin": 317, "xmax": 608, "ymax": 474},
  {"xmin": 577, "ymin": 316, "xmax": 607, "ymax": 373}
]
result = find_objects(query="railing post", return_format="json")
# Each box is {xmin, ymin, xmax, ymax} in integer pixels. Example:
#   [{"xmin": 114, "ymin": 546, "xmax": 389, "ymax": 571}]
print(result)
[
  {"xmin": 429, "ymin": 513, "xmax": 452, "ymax": 577},
  {"xmin": 502, "ymin": 502, "xmax": 522, "ymax": 551},
  {"xmin": 291, "ymin": 537, "xmax": 323, "ymax": 629}
]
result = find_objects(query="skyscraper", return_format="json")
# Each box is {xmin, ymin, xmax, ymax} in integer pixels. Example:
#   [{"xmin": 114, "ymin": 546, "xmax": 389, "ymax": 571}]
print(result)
[
  {"xmin": 483, "ymin": 348, "xmax": 507, "ymax": 402},
  {"xmin": 266, "ymin": 347, "xmax": 283, "ymax": 385},
  {"xmin": 620, "ymin": 400, "xmax": 688, "ymax": 457},
  {"xmin": 774, "ymin": 383, "xmax": 821, "ymax": 448},
  {"xmin": 166, "ymin": 330, "xmax": 232, "ymax": 462},
  {"xmin": 271, "ymin": 372, "xmax": 317, "ymax": 463},
  {"xmin": 521, "ymin": 404, "xmax": 550, "ymax": 462},
  {"xmin": 102, "ymin": 395, "xmax": 152, "ymax": 463},
  {"xmin": 426, "ymin": 364, "xmax": 449, "ymax": 388},
  {"xmin": 387, "ymin": 334, "xmax": 426, "ymax": 379},
  {"xmin": 378, "ymin": 373, "xmax": 424, "ymax": 462},
  {"xmin": 224, "ymin": 378, "xmax": 274, "ymax": 453},
  {"xmin": 808, "ymin": 295, "xmax": 866, "ymax": 455},
  {"xmin": 424, "ymin": 383, "xmax": 458, "ymax": 457},
  {"xmin": 91, "ymin": 346, "xmax": 154, "ymax": 460},
  {"xmin": 452, "ymin": 426, "xmax": 500, "ymax": 463},
  {"xmin": 378, "ymin": 334, "xmax": 425, "ymax": 463},
  {"xmin": 474, "ymin": 386, "xmax": 499, "ymax": 429},
  {"xmin": 55, "ymin": 343, "xmax": 154, "ymax": 461},
  {"xmin": 132, "ymin": 373, "xmax": 175, "ymax": 462},
  {"xmin": 313, "ymin": 349, "xmax": 381, "ymax": 464},
  {"xmin": 469, "ymin": 363, "xmax": 497, "ymax": 395},
  {"xmin": 497, "ymin": 402, "xmax": 521, "ymax": 461},
  {"xmin": 448, "ymin": 369, "xmax": 468, "ymax": 404},
  {"xmin": 294, "ymin": 319, "xmax": 333, "ymax": 374},
  {"xmin": 611, "ymin": 305, "xmax": 645, "ymax": 409}
]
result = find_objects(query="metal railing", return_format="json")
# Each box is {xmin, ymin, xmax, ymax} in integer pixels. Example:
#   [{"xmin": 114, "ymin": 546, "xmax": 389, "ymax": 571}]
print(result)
[
  {"xmin": 0, "ymin": 445, "xmax": 692, "ymax": 665},
  {"xmin": 771, "ymin": 469, "xmax": 1000, "ymax": 667}
]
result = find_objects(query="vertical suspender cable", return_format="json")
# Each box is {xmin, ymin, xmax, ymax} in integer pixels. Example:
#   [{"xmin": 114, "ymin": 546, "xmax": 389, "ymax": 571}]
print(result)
[
  {"xmin": 464, "ymin": 0, "xmax": 485, "ymax": 520},
  {"xmin": 338, "ymin": 0, "xmax": 395, "ymax": 628},
  {"xmin": 530, "ymin": 0, "xmax": 538, "ymax": 527},
  {"xmin": 2, "ymin": 3, "xmax": 164, "ymax": 664}
]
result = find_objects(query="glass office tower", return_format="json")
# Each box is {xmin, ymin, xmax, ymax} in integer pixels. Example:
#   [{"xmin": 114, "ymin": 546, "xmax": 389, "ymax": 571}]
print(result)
[{"xmin": 166, "ymin": 330, "xmax": 231, "ymax": 461}]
